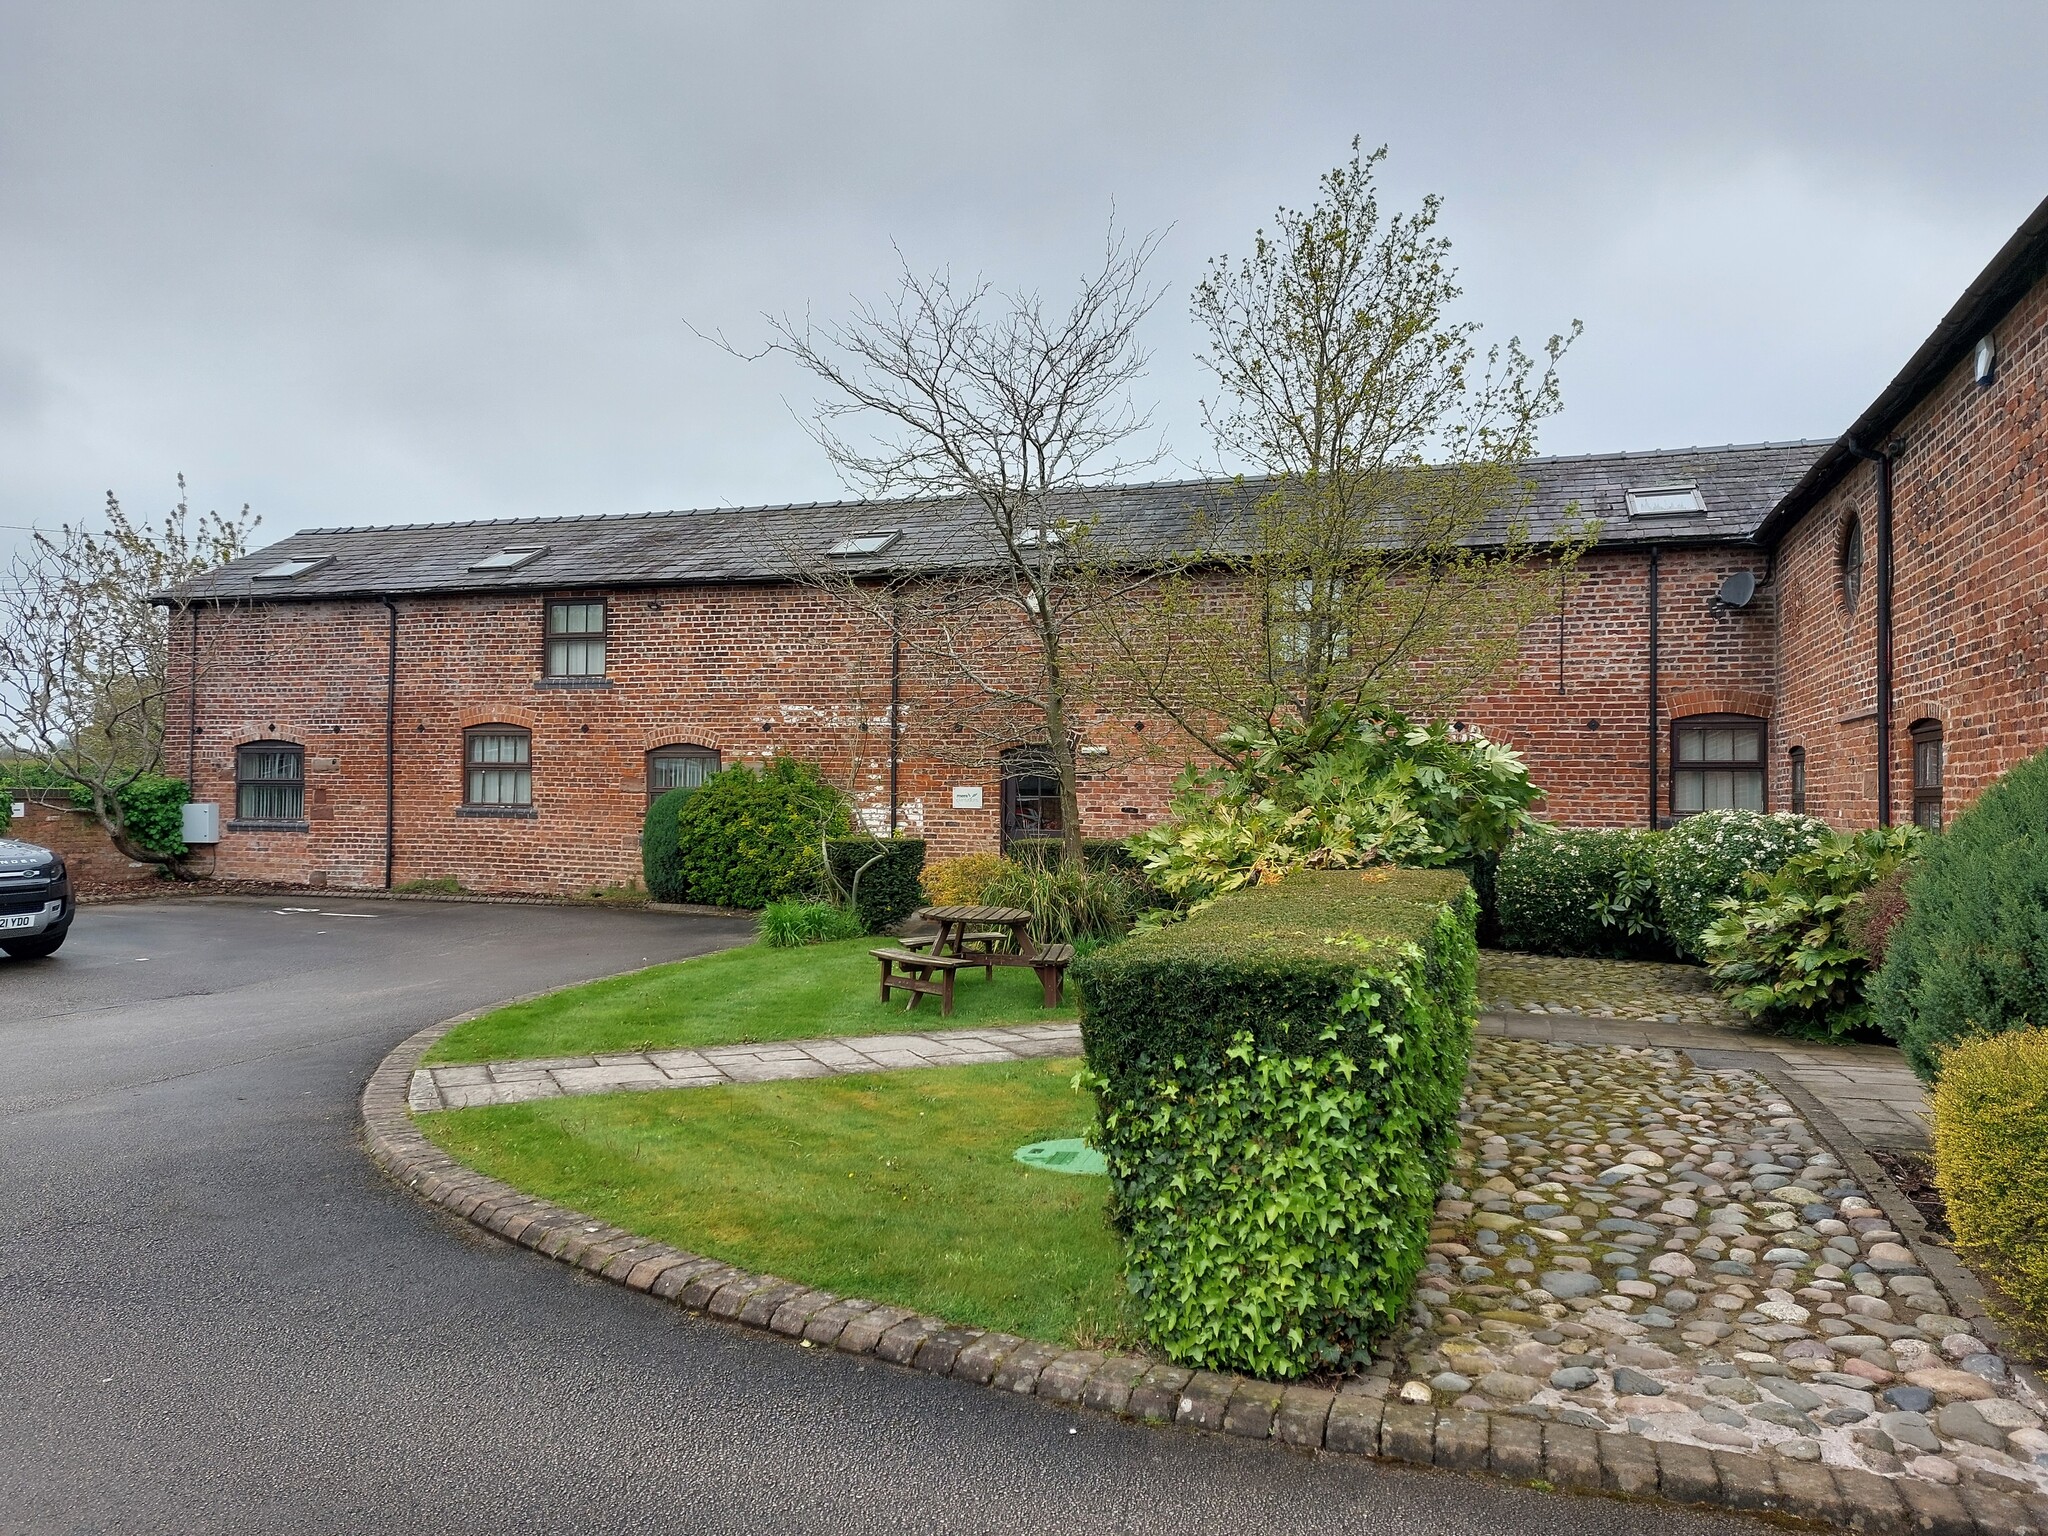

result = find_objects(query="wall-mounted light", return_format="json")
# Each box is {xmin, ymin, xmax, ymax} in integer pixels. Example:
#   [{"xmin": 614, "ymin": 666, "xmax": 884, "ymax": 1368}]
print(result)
[{"xmin": 1976, "ymin": 334, "xmax": 1997, "ymax": 388}]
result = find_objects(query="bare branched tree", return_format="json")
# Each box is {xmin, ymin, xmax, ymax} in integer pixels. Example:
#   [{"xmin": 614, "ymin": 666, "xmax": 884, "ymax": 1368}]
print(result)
[
  {"xmin": 1102, "ymin": 143, "xmax": 1593, "ymax": 766},
  {"xmin": 720, "ymin": 230, "xmax": 1166, "ymax": 864},
  {"xmin": 0, "ymin": 479, "xmax": 255, "ymax": 871}
]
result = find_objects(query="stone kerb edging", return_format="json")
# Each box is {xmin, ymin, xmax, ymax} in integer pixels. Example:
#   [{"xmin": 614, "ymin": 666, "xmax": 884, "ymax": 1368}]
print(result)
[{"xmin": 363, "ymin": 1015, "xmax": 2048, "ymax": 1536}]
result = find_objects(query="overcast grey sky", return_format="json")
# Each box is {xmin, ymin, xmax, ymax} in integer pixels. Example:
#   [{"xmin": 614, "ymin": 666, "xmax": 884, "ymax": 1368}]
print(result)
[{"xmin": 3, "ymin": 2, "xmax": 2045, "ymax": 559}]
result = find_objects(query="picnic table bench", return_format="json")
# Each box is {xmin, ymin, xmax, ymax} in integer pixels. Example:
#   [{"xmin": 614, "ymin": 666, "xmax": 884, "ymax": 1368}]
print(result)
[{"xmin": 880, "ymin": 905, "xmax": 1078, "ymax": 1009}]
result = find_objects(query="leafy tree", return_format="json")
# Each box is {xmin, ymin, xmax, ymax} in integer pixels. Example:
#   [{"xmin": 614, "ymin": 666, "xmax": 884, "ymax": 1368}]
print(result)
[
  {"xmin": 0, "ymin": 480, "xmax": 255, "ymax": 872},
  {"xmin": 1102, "ymin": 144, "xmax": 1590, "ymax": 769},
  {"xmin": 719, "ymin": 230, "xmax": 1164, "ymax": 867}
]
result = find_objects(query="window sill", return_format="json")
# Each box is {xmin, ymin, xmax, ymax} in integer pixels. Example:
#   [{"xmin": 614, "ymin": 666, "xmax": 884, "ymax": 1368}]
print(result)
[
  {"xmin": 227, "ymin": 819, "xmax": 310, "ymax": 833},
  {"xmin": 457, "ymin": 806, "xmax": 539, "ymax": 819},
  {"xmin": 535, "ymin": 676, "xmax": 612, "ymax": 690}
]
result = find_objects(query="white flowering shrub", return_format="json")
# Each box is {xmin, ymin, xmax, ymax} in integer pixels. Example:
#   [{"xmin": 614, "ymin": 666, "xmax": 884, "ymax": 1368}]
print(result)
[
  {"xmin": 1495, "ymin": 826, "xmax": 1667, "ymax": 957},
  {"xmin": 1652, "ymin": 810, "xmax": 1829, "ymax": 960}
]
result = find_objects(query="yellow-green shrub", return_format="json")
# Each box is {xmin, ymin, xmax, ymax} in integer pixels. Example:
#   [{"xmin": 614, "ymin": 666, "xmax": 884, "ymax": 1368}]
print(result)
[
  {"xmin": 924, "ymin": 852, "xmax": 1010, "ymax": 906},
  {"xmin": 1933, "ymin": 1028, "xmax": 2048, "ymax": 1334}
]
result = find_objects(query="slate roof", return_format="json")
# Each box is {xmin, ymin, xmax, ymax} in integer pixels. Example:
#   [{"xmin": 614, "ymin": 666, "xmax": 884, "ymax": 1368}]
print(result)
[{"xmin": 172, "ymin": 440, "xmax": 1827, "ymax": 604}]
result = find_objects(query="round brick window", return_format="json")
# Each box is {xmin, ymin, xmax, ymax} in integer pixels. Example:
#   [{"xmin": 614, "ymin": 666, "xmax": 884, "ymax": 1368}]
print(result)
[{"xmin": 1839, "ymin": 513, "xmax": 1864, "ymax": 613}]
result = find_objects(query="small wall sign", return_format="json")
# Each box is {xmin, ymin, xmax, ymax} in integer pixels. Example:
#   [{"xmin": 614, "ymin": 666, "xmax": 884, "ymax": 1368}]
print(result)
[{"xmin": 950, "ymin": 785, "xmax": 984, "ymax": 810}]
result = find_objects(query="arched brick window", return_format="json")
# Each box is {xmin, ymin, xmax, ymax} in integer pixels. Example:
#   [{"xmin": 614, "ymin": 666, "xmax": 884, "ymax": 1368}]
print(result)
[
  {"xmin": 235, "ymin": 741, "xmax": 304, "ymax": 822},
  {"xmin": 1671, "ymin": 714, "xmax": 1766, "ymax": 815},
  {"xmin": 1000, "ymin": 746, "xmax": 1062, "ymax": 848},
  {"xmin": 464, "ymin": 726, "xmax": 532, "ymax": 807},
  {"xmin": 1911, "ymin": 719, "xmax": 1944, "ymax": 830},
  {"xmin": 647, "ymin": 744, "xmax": 720, "ymax": 802}
]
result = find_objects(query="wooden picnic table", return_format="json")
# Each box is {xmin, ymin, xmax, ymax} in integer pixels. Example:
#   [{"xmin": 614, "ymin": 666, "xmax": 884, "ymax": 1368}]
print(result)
[
  {"xmin": 914, "ymin": 905, "xmax": 1038, "ymax": 961},
  {"xmin": 892, "ymin": 905, "xmax": 1075, "ymax": 1009}
]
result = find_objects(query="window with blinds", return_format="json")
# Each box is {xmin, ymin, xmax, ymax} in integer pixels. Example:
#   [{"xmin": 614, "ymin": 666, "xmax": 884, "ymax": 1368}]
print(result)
[
  {"xmin": 465, "ymin": 728, "xmax": 532, "ymax": 806},
  {"xmin": 236, "ymin": 743, "xmax": 305, "ymax": 821},
  {"xmin": 1672, "ymin": 715, "xmax": 1766, "ymax": 815},
  {"xmin": 546, "ymin": 600, "xmax": 606, "ymax": 677}
]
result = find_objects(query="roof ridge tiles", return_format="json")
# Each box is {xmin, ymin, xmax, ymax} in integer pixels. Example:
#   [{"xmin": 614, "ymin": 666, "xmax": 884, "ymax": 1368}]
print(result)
[{"xmin": 292, "ymin": 443, "xmax": 1825, "ymax": 538}]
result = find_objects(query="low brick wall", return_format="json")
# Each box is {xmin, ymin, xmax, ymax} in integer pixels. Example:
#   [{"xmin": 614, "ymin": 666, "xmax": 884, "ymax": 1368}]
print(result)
[{"xmin": 1, "ymin": 793, "xmax": 159, "ymax": 885}]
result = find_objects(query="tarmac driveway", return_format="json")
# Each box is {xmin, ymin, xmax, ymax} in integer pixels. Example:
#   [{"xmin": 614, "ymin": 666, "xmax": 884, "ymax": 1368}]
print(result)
[{"xmin": 0, "ymin": 897, "xmax": 1778, "ymax": 1534}]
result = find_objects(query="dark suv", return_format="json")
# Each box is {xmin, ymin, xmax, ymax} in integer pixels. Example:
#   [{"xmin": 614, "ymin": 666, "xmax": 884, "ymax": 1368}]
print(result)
[{"xmin": 0, "ymin": 837, "xmax": 73, "ymax": 960}]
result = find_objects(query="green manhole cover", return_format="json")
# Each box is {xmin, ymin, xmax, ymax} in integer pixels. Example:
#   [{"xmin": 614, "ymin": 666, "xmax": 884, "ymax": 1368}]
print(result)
[{"xmin": 1013, "ymin": 1138, "xmax": 1107, "ymax": 1176}]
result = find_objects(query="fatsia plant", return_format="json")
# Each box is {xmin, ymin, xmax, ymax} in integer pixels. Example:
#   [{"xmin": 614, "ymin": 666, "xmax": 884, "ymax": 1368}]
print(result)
[
  {"xmin": 1131, "ymin": 706, "xmax": 1538, "ymax": 906},
  {"xmin": 1701, "ymin": 825, "xmax": 1923, "ymax": 1041}
]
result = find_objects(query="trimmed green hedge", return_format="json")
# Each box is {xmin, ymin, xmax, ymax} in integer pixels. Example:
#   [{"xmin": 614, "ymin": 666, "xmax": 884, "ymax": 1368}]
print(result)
[
  {"xmin": 1495, "ymin": 826, "xmax": 1665, "ymax": 958},
  {"xmin": 825, "ymin": 837, "xmax": 927, "ymax": 932},
  {"xmin": 640, "ymin": 785, "xmax": 697, "ymax": 902},
  {"xmin": 1875, "ymin": 747, "xmax": 2048, "ymax": 1079},
  {"xmin": 1074, "ymin": 868, "xmax": 1477, "ymax": 1379}
]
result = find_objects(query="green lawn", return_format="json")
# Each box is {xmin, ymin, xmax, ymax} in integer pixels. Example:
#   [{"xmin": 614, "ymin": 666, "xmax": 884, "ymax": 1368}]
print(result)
[
  {"xmin": 424, "ymin": 936, "xmax": 1079, "ymax": 1066},
  {"xmin": 418, "ymin": 1056, "xmax": 1128, "ymax": 1345}
]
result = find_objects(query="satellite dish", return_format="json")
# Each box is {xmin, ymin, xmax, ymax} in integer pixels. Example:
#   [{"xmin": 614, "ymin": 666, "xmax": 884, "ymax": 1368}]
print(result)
[{"xmin": 1718, "ymin": 571, "xmax": 1757, "ymax": 608}]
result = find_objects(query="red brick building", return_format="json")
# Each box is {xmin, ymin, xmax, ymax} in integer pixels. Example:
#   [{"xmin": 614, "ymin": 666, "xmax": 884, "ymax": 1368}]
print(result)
[{"xmin": 165, "ymin": 195, "xmax": 2048, "ymax": 894}]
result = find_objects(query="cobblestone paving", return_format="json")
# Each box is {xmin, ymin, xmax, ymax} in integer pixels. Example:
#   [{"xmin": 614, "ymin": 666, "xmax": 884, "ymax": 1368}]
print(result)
[
  {"xmin": 1376, "ymin": 1036, "xmax": 2047, "ymax": 1497},
  {"xmin": 1479, "ymin": 952, "xmax": 1750, "ymax": 1028},
  {"xmin": 409, "ymin": 1021, "xmax": 1084, "ymax": 1112}
]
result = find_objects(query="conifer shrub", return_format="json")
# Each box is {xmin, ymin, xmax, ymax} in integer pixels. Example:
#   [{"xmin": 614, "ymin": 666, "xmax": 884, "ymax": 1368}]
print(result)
[
  {"xmin": 1874, "ymin": 748, "xmax": 2048, "ymax": 1078},
  {"xmin": 1932, "ymin": 1028, "xmax": 2048, "ymax": 1335},
  {"xmin": 1074, "ymin": 868, "xmax": 1476, "ymax": 1379},
  {"xmin": 640, "ymin": 785, "xmax": 697, "ymax": 902}
]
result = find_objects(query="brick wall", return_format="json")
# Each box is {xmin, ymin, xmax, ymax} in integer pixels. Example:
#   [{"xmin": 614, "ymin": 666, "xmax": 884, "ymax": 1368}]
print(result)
[
  {"xmin": 1458, "ymin": 543, "xmax": 1777, "ymax": 827},
  {"xmin": 2, "ymin": 794, "xmax": 160, "ymax": 886},
  {"xmin": 166, "ymin": 544, "xmax": 1781, "ymax": 893},
  {"xmin": 1772, "ymin": 272, "xmax": 2048, "ymax": 827}
]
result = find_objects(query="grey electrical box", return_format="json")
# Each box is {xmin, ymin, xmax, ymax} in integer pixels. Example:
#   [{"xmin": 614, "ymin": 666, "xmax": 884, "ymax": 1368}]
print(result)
[{"xmin": 181, "ymin": 802, "xmax": 222, "ymax": 844}]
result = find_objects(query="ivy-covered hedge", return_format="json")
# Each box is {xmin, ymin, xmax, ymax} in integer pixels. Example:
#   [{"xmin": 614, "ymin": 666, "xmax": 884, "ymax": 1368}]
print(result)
[
  {"xmin": 824, "ymin": 837, "xmax": 927, "ymax": 932},
  {"xmin": 1495, "ymin": 826, "xmax": 1665, "ymax": 957},
  {"xmin": 1074, "ymin": 868, "xmax": 1477, "ymax": 1379},
  {"xmin": 671, "ymin": 759, "xmax": 850, "ymax": 909},
  {"xmin": 1652, "ymin": 810, "xmax": 1828, "ymax": 961}
]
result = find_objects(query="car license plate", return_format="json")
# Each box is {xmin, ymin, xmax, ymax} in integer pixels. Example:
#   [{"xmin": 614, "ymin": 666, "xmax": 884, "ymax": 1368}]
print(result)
[{"xmin": 0, "ymin": 914, "xmax": 36, "ymax": 931}]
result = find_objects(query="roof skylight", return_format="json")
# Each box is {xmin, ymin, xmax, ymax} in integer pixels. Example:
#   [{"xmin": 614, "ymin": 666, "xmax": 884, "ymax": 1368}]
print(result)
[
  {"xmin": 252, "ymin": 556, "xmax": 334, "ymax": 581},
  {"xmin": 1014, "ymin": 526, "xmax": 1065, "ymax": 548},
  {"xmin": 466, "ymin": 546, "xmax": 550, "ymax": 572},
  {"xmin": 1624, "ymin": 485, "xmax": 1707, "ymax": 518},
  {"xmin": 826, "ymin": 530, "xmax": 901, "ymax": 557}
]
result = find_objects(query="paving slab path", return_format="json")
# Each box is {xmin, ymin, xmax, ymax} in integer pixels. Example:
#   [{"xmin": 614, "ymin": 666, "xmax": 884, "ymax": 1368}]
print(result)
[{"xmin": 412, "ymin": 1021, "xmax": 1084, "ymax": 1111}]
